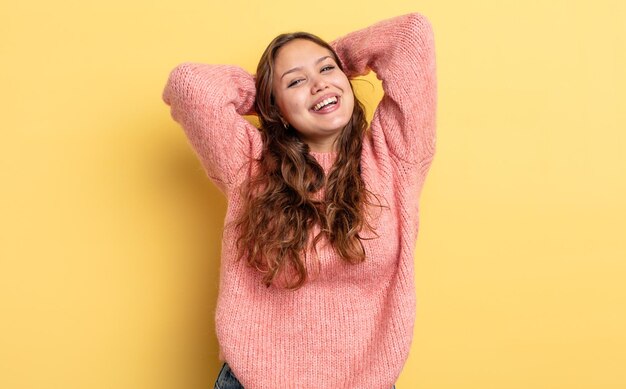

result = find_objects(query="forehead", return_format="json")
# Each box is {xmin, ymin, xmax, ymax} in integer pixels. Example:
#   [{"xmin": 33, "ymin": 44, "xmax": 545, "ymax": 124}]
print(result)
[{"xmin": 273, "ymin": 39, "xmax": 334, "ymax": 72}]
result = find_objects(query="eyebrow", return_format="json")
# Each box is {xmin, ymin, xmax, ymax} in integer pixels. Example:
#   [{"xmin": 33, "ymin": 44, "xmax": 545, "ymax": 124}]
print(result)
[{"xmin": 280, "ymin": 56, "xmax": 333, "ymax": 80}]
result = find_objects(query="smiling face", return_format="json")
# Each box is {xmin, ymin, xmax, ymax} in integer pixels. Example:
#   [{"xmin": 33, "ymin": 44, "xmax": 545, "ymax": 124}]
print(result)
[{"xmin": 271, "ymin": 39, "xmax": 355, "ymax": 152}]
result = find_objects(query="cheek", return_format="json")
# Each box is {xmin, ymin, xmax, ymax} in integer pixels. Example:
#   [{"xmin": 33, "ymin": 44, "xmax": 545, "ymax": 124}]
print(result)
[
  {"xmin": 338, "ymin": 78, "xmax": 355, "ymax": 104},
  {"xmin": 344, "ymin": 89, "xmax": 355, "ymax": 112},
  {"xmin": 280, "ymin": 100, "xmax": 298, "ymax": 119},
  {"xmin": 274, "ymin": 94, "xmax": 292, "ymax": 118},
  {"xmin": 280, "ymin": 95, "xmax": 306, "ymax": 119}
]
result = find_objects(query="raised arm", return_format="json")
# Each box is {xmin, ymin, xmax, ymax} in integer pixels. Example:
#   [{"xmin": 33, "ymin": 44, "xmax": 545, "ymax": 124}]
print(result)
[
  {"xmin": 162, "ymin": 62, "xmax": 260, "ymax": 193},
  {"xmin": 330, "ymin": 13, "xmax": 437, "ymax": 167}
]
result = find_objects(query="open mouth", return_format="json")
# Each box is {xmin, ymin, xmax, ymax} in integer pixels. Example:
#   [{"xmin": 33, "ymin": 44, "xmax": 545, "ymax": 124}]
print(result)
[{"xmin": 312, "ymin": 96, "xmax": 338, "ymax": 112}]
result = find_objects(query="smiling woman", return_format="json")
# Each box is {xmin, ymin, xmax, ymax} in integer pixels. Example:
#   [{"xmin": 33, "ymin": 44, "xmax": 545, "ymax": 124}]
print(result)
[{"xmin": 162, "ymin": 11, "xmax": 437, "ymax": 389}]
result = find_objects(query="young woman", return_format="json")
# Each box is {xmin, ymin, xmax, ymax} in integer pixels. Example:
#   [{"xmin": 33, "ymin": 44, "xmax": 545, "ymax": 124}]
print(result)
[{"xmin": 163, "ymin": 12, "xmax": 436, "ymax": 389}]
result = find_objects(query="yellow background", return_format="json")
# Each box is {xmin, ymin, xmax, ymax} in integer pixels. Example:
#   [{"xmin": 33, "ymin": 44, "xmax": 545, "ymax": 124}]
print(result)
[{"xmin": 1, "ymin": 0, "xmax": 625, "ymax": 388}]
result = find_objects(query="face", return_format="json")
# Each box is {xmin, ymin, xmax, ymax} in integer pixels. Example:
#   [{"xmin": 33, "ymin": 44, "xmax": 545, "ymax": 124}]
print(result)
[{"xmin": 272, "ymin": 39, "xmax": 355, "ymax": 152}]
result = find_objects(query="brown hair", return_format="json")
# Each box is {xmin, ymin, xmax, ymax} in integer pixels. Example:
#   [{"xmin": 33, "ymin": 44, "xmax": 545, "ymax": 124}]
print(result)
[{"xmin": 231, "ymin": 32, "xmax": 382, "ymax": 290}]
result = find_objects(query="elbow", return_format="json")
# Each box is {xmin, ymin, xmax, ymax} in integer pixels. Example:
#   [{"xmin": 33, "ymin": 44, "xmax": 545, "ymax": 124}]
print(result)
[
  {"xmin": 401, "ymin": 13, "xmax": 435, "ymax": 55},
  {"xmin": 162, "ymin": 62, "xmax": 205, "ymax": 106}
]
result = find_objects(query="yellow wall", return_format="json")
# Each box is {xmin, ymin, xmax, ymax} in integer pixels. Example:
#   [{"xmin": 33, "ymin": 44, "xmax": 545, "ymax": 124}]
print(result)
[{"xmin": 1, "ymin": 1, "xmax": 625, "ymax": 388}]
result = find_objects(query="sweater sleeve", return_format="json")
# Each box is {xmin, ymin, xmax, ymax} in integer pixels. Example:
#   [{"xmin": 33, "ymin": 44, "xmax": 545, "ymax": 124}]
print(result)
[
  {"xmin": 330, "ymin": 12, "xmax": 437, "ymax": 168},
  {"xmin": 162, "ymin": 62, "xmax": 260, "ymax": 193}
]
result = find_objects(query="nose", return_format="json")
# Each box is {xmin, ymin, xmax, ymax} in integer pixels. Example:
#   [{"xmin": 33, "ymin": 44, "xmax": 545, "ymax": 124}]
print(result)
[{"xmin": 310, "ymin": 75, "xmax": 329, "ymax": 94}]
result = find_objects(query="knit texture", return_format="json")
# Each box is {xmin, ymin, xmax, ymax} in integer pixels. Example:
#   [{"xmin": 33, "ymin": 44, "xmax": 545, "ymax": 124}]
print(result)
[{"xmin": 162, "ymin": 12, "xmax": 436, "ymax": 389}]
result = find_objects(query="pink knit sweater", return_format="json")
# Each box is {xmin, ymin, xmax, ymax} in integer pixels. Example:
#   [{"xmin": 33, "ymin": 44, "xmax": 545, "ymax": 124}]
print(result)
[{"xmin": 162, "ymin": 12, "xmax": 436, "ymax": 389}]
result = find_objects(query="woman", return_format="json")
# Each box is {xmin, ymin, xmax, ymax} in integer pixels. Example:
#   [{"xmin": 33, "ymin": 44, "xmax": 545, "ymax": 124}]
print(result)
[{"xmin": 163, "ymin": 12, "xmax": 436, "ymax": 389}]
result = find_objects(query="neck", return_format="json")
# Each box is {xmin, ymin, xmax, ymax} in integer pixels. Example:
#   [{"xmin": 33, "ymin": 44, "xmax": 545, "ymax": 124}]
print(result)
[{"xmin": 303, "ymin": 136, "xmax": 339, "ymax": 153}]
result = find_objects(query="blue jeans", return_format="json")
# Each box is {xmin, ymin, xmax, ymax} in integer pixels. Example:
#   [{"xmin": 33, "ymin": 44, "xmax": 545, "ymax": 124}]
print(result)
[
  {"xmin": 214, "ymin": 362, "xmax": 397, "ymax": 388},
  {"xmin": 214, "ymin": 362, "xmax": 243, "ymax": 389}
]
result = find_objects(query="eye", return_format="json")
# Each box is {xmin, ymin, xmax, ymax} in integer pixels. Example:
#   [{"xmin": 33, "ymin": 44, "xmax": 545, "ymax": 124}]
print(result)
[
  {"xmin": 287, "ymin": 79, "xmax": 304, "ymax": 88},
  {"xmin": 321, "ymin": 65, "xmax": 335, "ymax": 72}
]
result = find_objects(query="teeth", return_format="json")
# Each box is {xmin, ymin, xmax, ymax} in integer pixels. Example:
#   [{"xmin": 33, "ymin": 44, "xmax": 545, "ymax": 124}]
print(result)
[{"xmin": 314, "ymin": 96, "xmax": 337, "ymax": 111}]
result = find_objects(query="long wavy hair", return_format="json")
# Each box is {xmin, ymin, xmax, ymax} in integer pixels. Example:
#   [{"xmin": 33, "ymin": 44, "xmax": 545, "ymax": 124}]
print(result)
[{"xmin": 230, "ymin": 32, "xmax": 383, "ymax": 290}]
